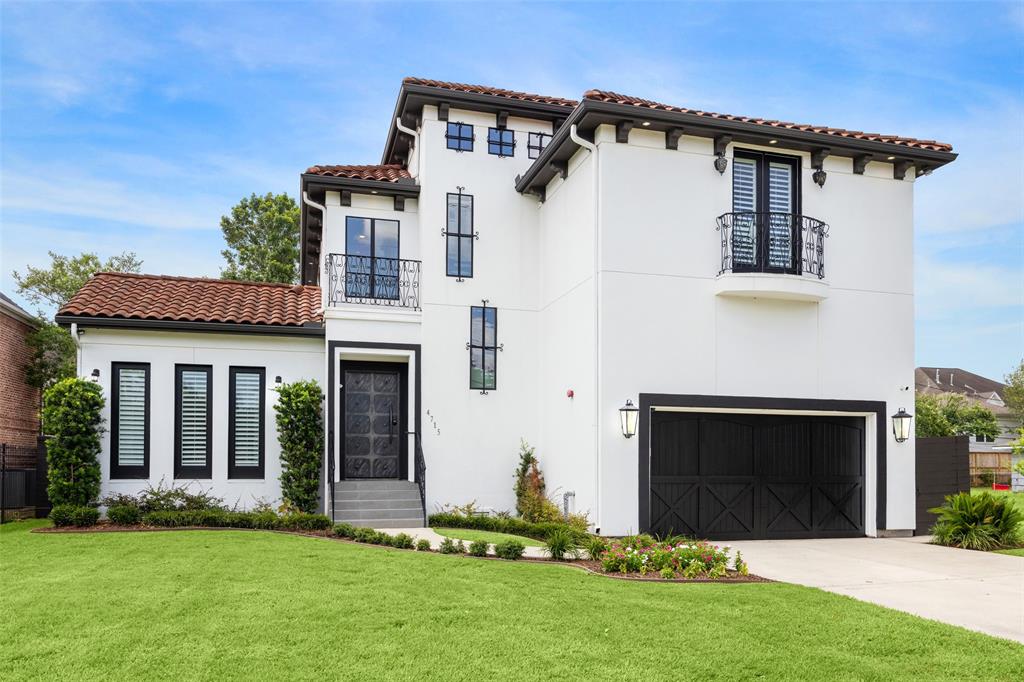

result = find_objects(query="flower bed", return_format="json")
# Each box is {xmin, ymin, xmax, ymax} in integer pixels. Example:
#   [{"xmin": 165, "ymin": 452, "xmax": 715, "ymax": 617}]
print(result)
[{"xmin": 596, "ymin": 535, "xmax": 749, "ymax": 580}]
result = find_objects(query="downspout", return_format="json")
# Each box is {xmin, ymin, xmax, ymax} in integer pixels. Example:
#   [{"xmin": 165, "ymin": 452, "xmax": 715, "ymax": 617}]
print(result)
[
  {"xmin": 570, "ymin": 125, "xmax": 603, "ymax": 533},
  {"xmin": 395, "ymin": 118, "xmax": 420, "ymax": 179},
  {"xmin": 69, "ymin": 322, "xmax": 83, "ymax": 375}
]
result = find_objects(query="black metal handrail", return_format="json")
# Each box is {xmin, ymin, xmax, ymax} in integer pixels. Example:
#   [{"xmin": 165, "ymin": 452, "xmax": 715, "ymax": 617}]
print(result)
[
  {"xmin": 716, "ymin": 212, "xmax": 828, "ymax": 279},
  {"xmin": 412, "ymin": 431, "xmax": 426, "ymax": 526},
  {"xmin": 325, "ymin": 253, "xmax": 421, "ymax": 309}
]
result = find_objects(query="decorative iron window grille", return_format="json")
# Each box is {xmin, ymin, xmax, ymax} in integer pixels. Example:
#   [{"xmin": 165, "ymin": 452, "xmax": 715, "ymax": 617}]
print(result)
[
  {"xmin": 446, "ymin": 122, "xmax": 474, "ymax": 152},
  {"xmin": 443, "ymin": 187, "xmax": 476, "ymax": 280},
  {"xmin": 527, "ymin": 132, "xmax": 552, "ymax": 159},
  {"xmin": 487, "ymin": 127, "xmax": 515, "ymax": 157},
  {"xmin": 466, "ymin": 301, "xmax": 502, "ymax": 393},
  {"xmin": 716, "ymin": 212, "xmax": 828, "ymax": 279},
  {"xmin": 325, "ymin": 254, "xmax": 421, "ymax": 309}
]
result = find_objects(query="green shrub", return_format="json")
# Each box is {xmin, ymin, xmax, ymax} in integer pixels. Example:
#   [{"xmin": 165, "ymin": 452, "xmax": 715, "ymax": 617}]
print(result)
[
  {"xmin": 107, "ymin": 505, "xmax": 141, "ymax": 525},
  {"xmin": 274, "ymin": 380, "xmax": 324, "ymax": 513},
  {"xmin": 468, "ymin": 539, "xmax": 489, "ymax": 557},
  {"xmin": 391, "ymin": 533, "xmax": 415, "ymax": 549},
  {"xmin": 281, "ymin": 512, "xmax": 331, "ymax": 531},
  {"xmin": 682, "ymin": 561, "xmax": 705, "ymax": 579},
  {"xmin": 493, "ymin": 539, "xmax": 525, "ymax": 560},
  {"xmin": 415, "ymin": 538, "xmax": 431, "ymax": 552},
  {"xmin": 660, "ymin": 567, "xmax": 676, "ymax": 580},
  {"xmin": 426, "ymin": 512, "xmax": 587, "ymax": 544},
  {"xmin": 352, "ymin": 527, "xmax": 378, "ymax": 543},
  {"xmin": 333, "ymin": 523, "xmax": 356, "ymax": 538},
  {"xmin": 49, "ymin": 504, "xmax": 77, "ymax": 527},
  {"xmin": 707, "ymin": 562, "xmax": 727, "ymax": 579},
  {"xmin": 102, "ymin": 481, "xmax": 224, "ymax": 513},
  {"xmin": 438, "ymin": 537, "xmax": 465, "ymax": 554},
  {"xmin": 249, "ymin": 511, "xmax": 280, "ymax": 530},
  {"xmin": 71, "ymin": 506, "xmax": 99, "ymax": 527},
  {"xmin": 542, "ymin": 527, "xmax": 579, "ymax": 561},
  {"xmin": 734, "ymin": 551, "xmax": 749, "ymax": 576},
  {"xmin": 930, "ymin": 491, "xmax": 1023, "ymax": 550},
  {"xmin": 42, "ymin": 378, "xmax": 104, "ymax": 506},
  {"xmin": 585, "ymin": 535, "xmax": 608, "ymax": 561}
]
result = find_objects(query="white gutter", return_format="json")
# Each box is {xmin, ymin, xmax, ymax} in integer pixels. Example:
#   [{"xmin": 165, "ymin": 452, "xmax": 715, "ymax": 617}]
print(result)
[
  {"xmin": 570, "ymin": 124, "xmax": 604, "ymax": 533},
  {"xmin": 70, "ymin": 322, "xmax": 83, "ymax": 376},
  {"xmin": 395, "ymin": 118, "xmax": 420, "ymax": 179},
  {"xmin": 302, "ymin": 191, "xmax": 329, "ymax": 312}
]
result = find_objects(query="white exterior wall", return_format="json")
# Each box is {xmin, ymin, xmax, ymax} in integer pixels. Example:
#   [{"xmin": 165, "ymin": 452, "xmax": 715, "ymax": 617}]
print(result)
[{"xmin": 77, "ymin": 328, "xmax": 324, "ymax": 508}]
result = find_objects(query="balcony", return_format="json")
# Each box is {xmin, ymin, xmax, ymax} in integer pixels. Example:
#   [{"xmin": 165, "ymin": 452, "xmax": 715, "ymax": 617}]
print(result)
[
  {"xmin": 325, "ymin": 253, "xmax": 421, "ymax": 310},
  {"xmin": 714, "ymin": 212, "xmax": 830, "ymax": 302}
]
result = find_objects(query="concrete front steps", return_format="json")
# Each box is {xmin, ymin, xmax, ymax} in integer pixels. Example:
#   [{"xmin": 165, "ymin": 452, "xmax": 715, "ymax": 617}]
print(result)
[{"xmin": 331, "ymin": 480, "xmax": 424, "ymax": 528}]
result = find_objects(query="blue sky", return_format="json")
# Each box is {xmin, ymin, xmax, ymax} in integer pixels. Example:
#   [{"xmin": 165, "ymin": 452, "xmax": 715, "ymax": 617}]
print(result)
[{"xmin": 1, "ymin": 1, "xmax": 1021, "ymax": 380}]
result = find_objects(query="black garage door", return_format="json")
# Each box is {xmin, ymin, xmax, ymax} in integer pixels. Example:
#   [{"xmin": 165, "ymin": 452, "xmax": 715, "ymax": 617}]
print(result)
[{"xmin": 648, "ymin": 412, "xmax": 864, "ymax": 539}]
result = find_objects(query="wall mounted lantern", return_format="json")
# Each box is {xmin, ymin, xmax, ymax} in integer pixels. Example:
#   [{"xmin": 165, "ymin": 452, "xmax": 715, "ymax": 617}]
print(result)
[
  {"xmin": 90, "ymin": 369, "xmax": 100, "ymax": 382},
  {"xmin": 619, "ymin": 399, "xmax": 639, "ymax": 438},
  {"xmin": 891, "ymin": 408, "xmax": 913, "ymax": 443},
  {"xmin": 812, "ymin": 168, "xmax": 827, "ymax": 187},
  {"xmin": 713, "ymin": 154, "xmax": 728, "ymax": 175}
]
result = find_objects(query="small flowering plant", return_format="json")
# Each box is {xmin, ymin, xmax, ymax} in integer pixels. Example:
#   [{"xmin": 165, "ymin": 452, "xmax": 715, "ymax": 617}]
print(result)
[{"xmin": 598, "ymin": 534, "xmax": 733, "ymax": 578}]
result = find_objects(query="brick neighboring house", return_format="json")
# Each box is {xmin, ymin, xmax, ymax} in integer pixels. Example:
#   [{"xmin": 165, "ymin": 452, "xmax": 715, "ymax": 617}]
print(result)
[{"xmin": 0, "ymin": 292, "xmax": 41, "ymax": 450}]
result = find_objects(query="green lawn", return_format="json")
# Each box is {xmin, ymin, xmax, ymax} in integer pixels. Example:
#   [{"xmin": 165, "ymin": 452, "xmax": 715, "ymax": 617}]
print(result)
[
  {"xmin": 971, "ymin": 487, "xmax": 1024, "ymax": 507},
  {"xmin": 995, "ymin": 547, "xmax": 1024, "ymax": 557},
  {"xmin": 2, "ymin": 521, "xmax": 1022, "ymax": 680},
  {"xmin": 433, "ymin": 527, "xmax": 544, "ymax": 547}
]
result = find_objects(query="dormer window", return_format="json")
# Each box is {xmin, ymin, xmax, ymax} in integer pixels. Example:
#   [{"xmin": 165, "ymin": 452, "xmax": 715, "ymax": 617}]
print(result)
[
  {"xmin": 446, "ymin": 122, "xmax": 474, "ymax": 152},
  {"xmin": 527, "ymin": 132, "xmax": 552, "ymax": 159},
  {"xmin": 488, "ymin": 128, "xmax": 515, "ymax": 157}
]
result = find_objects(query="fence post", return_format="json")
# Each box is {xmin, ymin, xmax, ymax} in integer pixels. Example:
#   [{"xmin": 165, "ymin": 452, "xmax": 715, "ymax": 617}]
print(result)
[{"xmin": 1, "ymin": 443, "xmax": 7, "ymax": 525}]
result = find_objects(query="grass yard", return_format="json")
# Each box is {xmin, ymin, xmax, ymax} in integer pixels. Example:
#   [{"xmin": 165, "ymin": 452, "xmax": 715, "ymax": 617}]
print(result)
[
  {"xmin": 432, "ymin": 526, "xmax": 544, "ymax": 547},
  {"xmin": 2, "ymin": 521, "xmax": 1022, "ymax": 680},
  {"xmin": 971, "ymin": 487, "xmax": 1024, "ymax": 507},
  {"xmin": 995, "ymin": 547, "xmax": 1024, "ymax": 557}
]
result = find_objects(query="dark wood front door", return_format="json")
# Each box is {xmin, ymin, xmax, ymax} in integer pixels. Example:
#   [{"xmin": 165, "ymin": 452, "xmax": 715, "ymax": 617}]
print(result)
[
  {"xmin": 649, "ymin": 412, "xmax": 864, "ymax": 539},
  {"xmin": 340, "ymin": 361, "xmax": 407, "ymax": 479}
]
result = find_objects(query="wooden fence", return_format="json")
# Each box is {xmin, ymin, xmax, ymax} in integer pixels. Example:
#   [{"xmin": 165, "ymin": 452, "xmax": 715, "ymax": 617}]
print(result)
[{"xmin": 915, "ymin": 436, "xmax": 970, "ymax": 535}]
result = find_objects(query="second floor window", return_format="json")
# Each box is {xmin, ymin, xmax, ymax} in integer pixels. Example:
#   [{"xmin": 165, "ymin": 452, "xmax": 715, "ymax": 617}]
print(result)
[
  {"xmin": 445, "ymin": 190, "xmax": 474, "ymax": 279},
  {"xmin": 527, "ymin": 132, "xmax": 552, "ymax": 159},
  {"xmin": 446, "ymin": 122, "xmax": 473, "ymax": 151},
  {"xmin": 346, "ymin": 216, "xmax": 400, "ymax": 300},
  {"xmin": 488, "ymin": 127, "xmax": 515, "ymax": 157},
  {"xmin": 469, "ymin": 305, "xmax": 498, "ymax": 392},
  {"xmin": 732, "ymin": 150, "xmax": 800, "ymax": 271}
]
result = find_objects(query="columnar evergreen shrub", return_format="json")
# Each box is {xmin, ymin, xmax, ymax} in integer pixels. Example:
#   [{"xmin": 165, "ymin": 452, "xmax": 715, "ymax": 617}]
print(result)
[
  {"xmin": 274, "ymin": 380, "xmax": 324, "ymax": 513},
  {"xmin": 42, "ymin": 377, "xmax": 105, "ymax": 506}
]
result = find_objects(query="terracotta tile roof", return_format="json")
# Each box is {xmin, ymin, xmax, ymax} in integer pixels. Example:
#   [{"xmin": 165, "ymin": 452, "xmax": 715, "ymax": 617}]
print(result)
[
  {"xmin": 584, "ymin": 90, "xmax": 953, "ymax": 152},
  {"xmin": 305, "ymin": 164, "xmax": 412, "ymax": 182},
  {"xmin": 59, "ymin": 273, "xmax": 322, "ymax": 327},
  {"xmin": 403, "ymin": 77, "xmax": 578, "ymax": 108}
]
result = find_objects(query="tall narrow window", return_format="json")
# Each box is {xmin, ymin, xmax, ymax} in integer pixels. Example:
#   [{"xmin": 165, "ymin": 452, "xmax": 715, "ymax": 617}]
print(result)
[
  {"xmin": 446, "ymin": 122, "xmax": 474, "ymax": 151},
  {"xmin": 527, "ymin": 132, "xmax": 552, "ymax": 159},
  {"xmin": 731, "ymin": 150, "xmax": 800, "ymax": 273},
  {"xmin": 445, "ymin": 189, "xmax": 474, "ymax": 280},
  {"xmin": 345, "ymin": 216, "xmax": 400, "ymax": 300},
  {"xmin": 175, "ymin": 365, "xmax": 212, "ymax": 479},
  {"xmin": 111, "ymin": 362, "xmax": 149, "ymax": 479},
  {"xmin": 488, "ymin": 127, "xmax": 515, "ymax": 157},
  {"xmin": 469, "ymin": 304, "xmax": 498, "ymax": 392},
  {"xmin": 229, "ymin": 367, "xmax": 265, "ymax": 479}
]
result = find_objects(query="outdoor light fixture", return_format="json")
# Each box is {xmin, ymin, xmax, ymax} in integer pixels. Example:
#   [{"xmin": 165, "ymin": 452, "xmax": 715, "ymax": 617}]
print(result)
[
  {"xmin": 619, "ymin": 399, "xmax": 639, "ymax": 438},
  {"xmin": 90, "ymin": 369, "xmax": 100, "ymax": 382},
  {"xmin": 891, "ymin": 408, "xmax": 913, "ymax": 443},
  {"xmin": 714, "ymin": 154, "xmax": 728, "ymax": 174},
  {"xmin": 813, "ymin": 168, "xmax": 827, "ymax": 187},
  {"xmin": 641, "ymin": 121, "xmax": 651, "ymax": 127},
  {"xmin": 768, "ymin": 139, "xmax": 778, "ymax": 144},
  {"xmin": 275, "ymin": 375, "xmax": 283, "ymax": 385}
]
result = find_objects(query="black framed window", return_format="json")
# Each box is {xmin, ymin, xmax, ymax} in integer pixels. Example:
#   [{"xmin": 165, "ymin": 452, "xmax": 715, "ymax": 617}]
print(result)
[
  {"xmin": 446, "ymin": 122, "xmax": 474, "ymax": 151},
  {"xmin": 175, "ymin": 364, "xmax": 212, "ymax": 479},
  {"xmin": 111, "ymin": 362, "xmax": 150, "ymax": 479},
  {"xmin": 975, "ymin": 434, "xmax": 994, "ymax": 443},
  {"xmin": 527, "ymin": 132, "xmax": 552, "ymax": 159},
  {"xmin": 229, "ymin": 367, "xmax": 265, "ymax": 479},
  {"xmin": 445, "ymin": 189, "xmax": 474, "ymax": 280},
  {"xmin": 345, "ymin": 216, "xmax": 400, "ymax": 300},
  {"xmin": 731, "ymin": 149, "xmax": 801, "ymax": 272},
  {"xmin": 488, "ymin": 127, "xmax": 515, "ymax": 157},
  {"xmin": 469, "ymin": 305, "xmax": 498, "ymax": 392}
]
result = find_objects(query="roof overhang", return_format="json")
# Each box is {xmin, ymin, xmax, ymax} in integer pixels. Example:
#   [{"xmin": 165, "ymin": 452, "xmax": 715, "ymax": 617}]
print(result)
[
  {"xmin": 382, "ymin": 82, "xmax": 575, "ymax": 166},
  {"xmin": 515, "ymin": 99, "xmax": 958, "ymax": 197},
  {"xmin": 55, "ymin": 315, "xmax": 325, "ymax": 337}
]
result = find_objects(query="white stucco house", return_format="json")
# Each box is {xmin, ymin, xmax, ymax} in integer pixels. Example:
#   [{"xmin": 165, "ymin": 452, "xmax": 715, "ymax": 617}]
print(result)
[{"xmin": 57, "ymin": 77, "xmax": 957, "ymax": 537}]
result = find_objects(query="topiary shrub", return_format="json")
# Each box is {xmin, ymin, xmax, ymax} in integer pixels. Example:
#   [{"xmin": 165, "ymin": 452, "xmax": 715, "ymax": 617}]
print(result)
[
  {"xmin": 107, "ymin": 505, "xmax": 141, "ymax": 525},
  {"xmin": 49, "ymin": 504, "xmax": 77, "ymax": 527},
  {"xmin": 468, "ymin": 539, "xmax": 489, "ymax": 557},
  {"xmin": 274, "ymin": 380, "xmax": 324, "ymax": 513},
  {"xmin": 333, "ymin": 522, "xmax": 356, "ymax": 538},
  {"xmin": 415, "ymin": 538, "xmax": 431, "ymax": 551},
  {"xmin": 493, "ymin": 539, "xmax": 525, "ymax": 560},
  {"xmin": 72, "ymin": 506, "xmax": 100, "ymax": 527},
  {"xmin": 391, "ymin": 533, "xmax": 415, "ymax": 549},
  {"xmin": 41, "ymin": 378, "xmax": 105, "ymax": 507},
  {"xmin": 280, "ymin": 512, "xmax": 331, "ymax": 531}
]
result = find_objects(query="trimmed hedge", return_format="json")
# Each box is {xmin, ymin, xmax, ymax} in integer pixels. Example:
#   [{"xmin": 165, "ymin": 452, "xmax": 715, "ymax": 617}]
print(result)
[
  {"xmin": 140, "ymin": 509, "xmax": 330, "ymax": 531},
  {"xmin": 50, "ymin": 504, "xmax": 99, "ymax": 528},
  {"xmin": 427, "ymin": 513, "xmax": 588, "ymax": 543},
  {"xmin": 107, "ymin": 505, "xmax": 142, "ymax": 525}
]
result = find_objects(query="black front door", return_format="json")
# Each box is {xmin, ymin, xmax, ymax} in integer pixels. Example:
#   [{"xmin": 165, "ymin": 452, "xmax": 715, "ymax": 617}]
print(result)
[
  {"xmin": 340, "ymin": 361, "xmax": 407, "ymax": 479},
  {"xmin": 648, "ymin": 412, "xmax": 864, "ymax": 539}
]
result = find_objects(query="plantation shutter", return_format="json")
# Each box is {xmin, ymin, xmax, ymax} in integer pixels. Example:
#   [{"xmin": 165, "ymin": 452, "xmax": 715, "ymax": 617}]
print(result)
[
  {"xmin": 232, "ymin": 371, "xmax": 262, "ymax": 469},
  {"xmin": 179, "ymin": 369, "xmax": 209, "ymax": 468},
  {"xmin": 767, "ymin": 162, "xmax": 794, "ymax": 268},
  {"xmin": 116, "ymin": 368, "xmax": 147, "ymax": 467},
  {"xmin": 732, "ymin": 157, "xmax": 758, "ymax": 265}
]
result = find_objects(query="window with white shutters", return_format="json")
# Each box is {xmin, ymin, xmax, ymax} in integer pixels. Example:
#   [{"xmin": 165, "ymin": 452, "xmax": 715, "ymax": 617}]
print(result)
[
  {"xmin": 731, "ymin": 150, "xmax": 801, "ymax": 273},
  {"xmin": 111, "ymin": 363, "xmax": 149, "ymax": 478},
  {"xmin": 229, "ymin": 367, "xmax": 265, "ymax": 479},
  {"xmin": 731, "ymin": 156, "xmax": 758, "ymax": 266},
  {"xmin": 175, "ymin": 365, "xmax": 212, "ymax": 479}
]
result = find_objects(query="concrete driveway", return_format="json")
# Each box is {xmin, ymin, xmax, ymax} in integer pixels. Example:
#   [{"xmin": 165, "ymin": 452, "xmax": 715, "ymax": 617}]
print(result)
[{"xmin": 728, "ymin": 536, "xmax": 1024, "ymax": 643}]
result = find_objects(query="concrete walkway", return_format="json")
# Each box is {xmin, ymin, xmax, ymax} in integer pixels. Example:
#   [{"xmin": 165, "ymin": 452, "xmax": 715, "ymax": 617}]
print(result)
[
  {"xmin": 727, "ymin": 536, "xmax": 1024, "ymax": 644},
  {"xmin": 377, "ymin": 527, "xmax": 549, "ymax": 559}
]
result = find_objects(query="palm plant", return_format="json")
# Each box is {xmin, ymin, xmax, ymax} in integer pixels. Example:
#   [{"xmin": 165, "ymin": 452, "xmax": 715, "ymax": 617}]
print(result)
[{"xmin": 929, "ymin": 492, "xmax": 1023, "ymax": 550}]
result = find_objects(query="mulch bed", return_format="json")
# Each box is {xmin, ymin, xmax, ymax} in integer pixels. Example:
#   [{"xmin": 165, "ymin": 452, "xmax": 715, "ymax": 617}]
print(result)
[{"xmin": 33, "ymin": 523, "xmax": 769, "ymax": 583}]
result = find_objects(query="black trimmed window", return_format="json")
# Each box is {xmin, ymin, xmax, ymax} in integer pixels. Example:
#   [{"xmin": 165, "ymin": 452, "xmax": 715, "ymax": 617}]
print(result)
[
  {"xmin": 469, "ymin": 304, "xmax": 499, "ymax": 392},
  {"xmin": 175, "ymin": 364, "xmax": 212, "ymax": 479},
  {"xmin": 111, "ymin": 362, "xmax": 150, "ymax": 479},
  {"xmin": 345, "ymin": 216, "xmax": 400, "ymax": 300},
  {"xmin": 527, "ymin": 132, "xmax": 552, "ymax": 159},
  {"xmin": 229, "ymin": 367, "xmax": 265, "ymax": 479},
  {"xmin": 488, "ymin": 127, "xmax": 515, "ymax": 157},
  {"xmin": 975, "ymin": 434, "xmax": 995, "ymax": 443},
  {"xmin": 731, "ymin": 149, "xmax": 802, "ymax": 273},
  {"xmin": 446, "ymin": 122, "xmax": 473, "ymax": 151},
  {"xmin": 445, "ymin": 189, "xmax": 474, "ymax": 280}
]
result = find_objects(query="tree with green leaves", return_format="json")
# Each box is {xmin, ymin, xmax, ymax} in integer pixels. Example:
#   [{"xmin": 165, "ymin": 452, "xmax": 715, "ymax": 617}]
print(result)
[
  {"xmin": 915, "ymin": 393, "xmax": 999, "ymax": 439},
  {"xmin": 13, "ymin": 250, "xmax": 142, "ymax": 309},
  {"xmin": 1004, "ymin": 360, "xmax": 1024, "ymax": 427},
  {"xmin": 24, "ymin": 322, "xmax": 77, "ymax": 390},
  {"xmin": 220, "ymin": 193, "xmax": 300, "ymax": 284},
  {"xmin": 274, "ymin": 380, "xmax": 324, "ymax": 513},
  {"xmin": 42, "ymin": 377, "xmax": 105, "ymax": 506}
]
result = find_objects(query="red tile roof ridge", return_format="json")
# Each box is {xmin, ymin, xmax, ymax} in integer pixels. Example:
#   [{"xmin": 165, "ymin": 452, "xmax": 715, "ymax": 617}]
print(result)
[{"xmin": 403, "ymin": 77, "xmax": 578, "ymax": 108}]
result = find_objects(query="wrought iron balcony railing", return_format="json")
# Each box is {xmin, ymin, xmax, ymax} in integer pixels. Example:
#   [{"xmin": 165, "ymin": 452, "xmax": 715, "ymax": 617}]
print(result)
[
  {"xmin": 716, "ymin": 212, "xmax": 828, "ymax": 279},
  {"xmin": 325, "ymin": 253, "xmax": 421, "ymax": 310}
]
